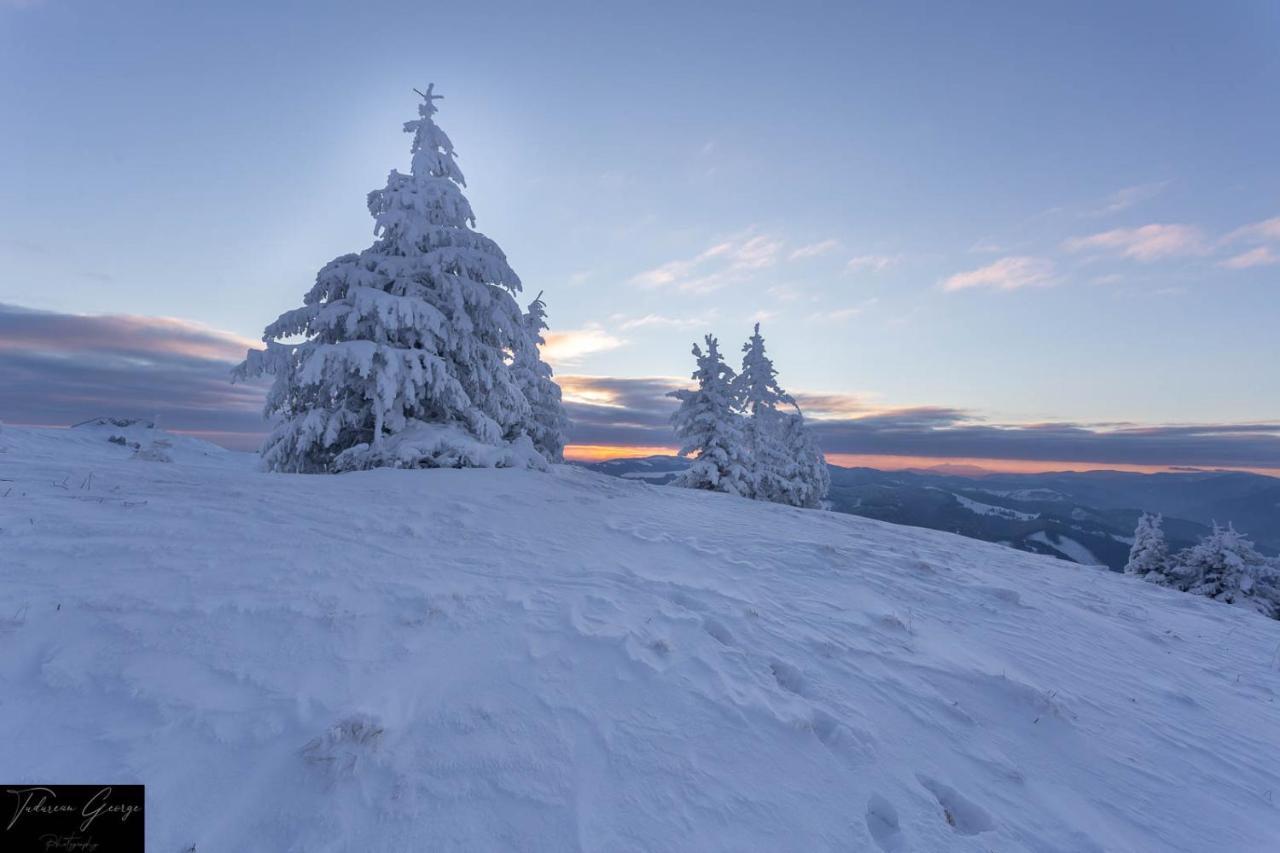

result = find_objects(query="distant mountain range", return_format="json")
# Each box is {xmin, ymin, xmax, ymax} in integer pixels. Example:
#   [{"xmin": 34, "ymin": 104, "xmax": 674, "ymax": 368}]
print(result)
[{"xmin": 578, "ymin": 457, "xmax": 1280, "ymax": 571}]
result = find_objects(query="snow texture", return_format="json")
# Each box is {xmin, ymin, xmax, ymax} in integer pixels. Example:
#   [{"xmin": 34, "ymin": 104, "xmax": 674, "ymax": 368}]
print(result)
[{"xmin": 3, "ymin": 424, "xmax": 1280, "ymax": 852}]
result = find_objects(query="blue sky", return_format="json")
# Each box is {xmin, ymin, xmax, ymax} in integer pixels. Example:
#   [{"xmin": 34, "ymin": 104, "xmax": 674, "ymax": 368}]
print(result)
[{"xmin": 3, "ymin": 0, "xmax": 1279, "ymax": 469}]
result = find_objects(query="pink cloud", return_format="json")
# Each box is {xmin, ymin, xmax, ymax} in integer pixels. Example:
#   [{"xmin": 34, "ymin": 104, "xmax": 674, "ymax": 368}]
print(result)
[
  {"xmin": 541, "ymin": 327, "xmax": 626, "ymax": 366},
  {"xmin": 631, "ymin": 232, "xmax": 783, "ymax": 293},
  {"xmin": 1224, "ymin": 216, "xmax": 1280, "ymax": 244},
  {"xmin": 846, "ymin": 254, "xmax": 900, "ymax": 274},
  {"xmin": 789, "ymin": 239, "xmax": 840, "ymax": 260},
  {"xmin": 1219, "ymin": 246, "xmax": 1278, "ymax": 270},
  {"xmin": 1063, "ymin": 224, "xmax": 1205, "ymax": 261},
  {"xmin": 942, "ymin": 256, "xmax": 1055, "ymax": 292}
]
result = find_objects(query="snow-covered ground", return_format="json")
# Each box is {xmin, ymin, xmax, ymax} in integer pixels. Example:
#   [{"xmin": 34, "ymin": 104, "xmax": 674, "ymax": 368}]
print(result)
[{"xmin": 3, "ymin": 425, "xmax": 1279, "ymax": 851}]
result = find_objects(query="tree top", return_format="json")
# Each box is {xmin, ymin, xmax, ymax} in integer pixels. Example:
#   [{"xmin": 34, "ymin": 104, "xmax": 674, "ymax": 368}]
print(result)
[{"xmin": 413, "ymin": 83, "xmax": 445, "ymax": 114}]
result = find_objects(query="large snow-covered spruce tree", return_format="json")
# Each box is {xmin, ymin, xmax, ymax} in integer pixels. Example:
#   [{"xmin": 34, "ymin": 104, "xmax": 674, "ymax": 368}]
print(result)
[
  {"xmin": 668, "ymin": 336, "xmax": 753, "ymax": 497},
  {"xmin": 235, "ymin": 86, "xmax": 565, "ymax": 473}
]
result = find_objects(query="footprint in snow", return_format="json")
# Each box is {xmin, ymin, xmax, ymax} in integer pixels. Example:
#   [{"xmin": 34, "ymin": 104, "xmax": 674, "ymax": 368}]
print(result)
[
  {"xmin": 973, "ymin": 585, "xmax": 1021, "ymax": 606},
  {"xmin": 808, "ymin": 709, "xmax": 875, "ymax": 764},
  {"xmin": 916, "ymin": 774, "xmax": 994, "ymax": 835},
  {"xmin": 701, "ymin": 617, "xmax": 734, "ymax": 646},
  {"xmin": 769, "ymin": 659, "xmax": 806, "ymax": 696},
  {"xmin": 865, "ymin": 793, "xmax": 906, "ymax": 852}
]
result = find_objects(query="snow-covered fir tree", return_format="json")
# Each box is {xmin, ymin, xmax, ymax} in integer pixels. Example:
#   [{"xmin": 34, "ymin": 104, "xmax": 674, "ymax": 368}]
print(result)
[
  {"xmin": 234, "ymin": 85, "xmax": 565, "ymax": 473},
  {"xmin": 1168, "ymin": 523, "xmax": 1279, "ymax": 618},
  {"xmin": 734, "ymin": 323, "xmax": 796, "ymax": 502},
  {"xmin": 1125, "ymin": 512, "xmax": 1170, "ymax": 579},
  {"xmin": 733, "ymin": 324, "xmax": 829, "ymax": 508},
  {"xmin": 777, "ymin": 411, "xmax": 830, "ymax": 509},
  {"xmin": 511, "ymin": 292, "xmax": 569, "ymax": 462},
  {"xmin": 668, "ymin": 335, "xmax": 753, "ymax": 497}
]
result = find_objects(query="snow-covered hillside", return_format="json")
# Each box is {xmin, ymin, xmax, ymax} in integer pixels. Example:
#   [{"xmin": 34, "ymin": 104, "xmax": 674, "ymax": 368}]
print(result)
[{"xmin": 2, "ymin": 425, "xmax": 1279, "ymax": 852}]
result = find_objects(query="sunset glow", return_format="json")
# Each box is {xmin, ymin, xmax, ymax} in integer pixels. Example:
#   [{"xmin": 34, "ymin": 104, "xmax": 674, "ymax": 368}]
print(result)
[
  {"xmin": 567, "ymin": 446, "xmax": 1280, "ymax": 476},
  {"xmin": 821, "ymin": 453, "xmax": 1280, "ymax": 478},
  {"xmin": 563, "ymin": 444, "xmax": 680, "ymax": 462}
]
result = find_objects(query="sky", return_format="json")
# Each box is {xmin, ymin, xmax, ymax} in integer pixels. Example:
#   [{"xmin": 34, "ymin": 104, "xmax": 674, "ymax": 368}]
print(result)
[{"xmin": 3, "ymin": 0, "xmax": 1279, "ymax": 473}]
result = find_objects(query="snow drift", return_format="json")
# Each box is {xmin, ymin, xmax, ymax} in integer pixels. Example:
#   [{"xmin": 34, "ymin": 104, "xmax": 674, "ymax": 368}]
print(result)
[{"xmin": 2, "ymin": 424, "xmax": 1278, "ymax": 851}]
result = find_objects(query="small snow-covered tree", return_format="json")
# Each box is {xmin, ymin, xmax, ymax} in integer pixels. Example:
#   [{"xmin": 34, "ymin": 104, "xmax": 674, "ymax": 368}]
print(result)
[
  {"xmin": 733, "ymin": 324, "xmax": 829, "ymax": 508},
  {"xmin": 668, "ymin": 335, "xmax": 752, "ymax": 497},
  {"xmin": 1125, "ymin": 512, "xmax": 1170, "ymax": 579},
  {"xmin": 1171, "ymin": 523, "xmax": 1274, "ymax": 614},
  {"xmin": 734, "ymin": 323, "xmax": 795, "ymax": 502},
  {"xmin": 234, "ymin": 85, "xmax": 563, "ymax": 472},
  {"xmin": 1251, "ymin": 564, "xmax": 1280, "ymax": 620},
  {"xmin": 512, "ymin": 292, "xmax": 569, "ymax": 462},
  {"xmin": 777, "ymin": 411, "xmax": 830, "ymax": 509}
]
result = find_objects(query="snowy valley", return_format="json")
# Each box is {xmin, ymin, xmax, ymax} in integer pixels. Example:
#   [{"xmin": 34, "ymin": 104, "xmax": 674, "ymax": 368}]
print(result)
[
  {"xmin": 3, "ymin": 424, "xmax": 1279, "ymax": 851},
  {"xmin": 583, "ymin": 456, "xmax": 1280, "ymax": 573}
]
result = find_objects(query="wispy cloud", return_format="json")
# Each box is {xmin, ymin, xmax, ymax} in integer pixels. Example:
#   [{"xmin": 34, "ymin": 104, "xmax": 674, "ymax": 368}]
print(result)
[
  {"xmin": 1223, "ymin": 215, "xmax": 1280, "ymax": 244},
  {"xmin": 807, "ymin": 299, "xmax": 877, "ymax": 323},
  {"xmin": 540, "ymin": 327, "xmax": 626, "ymax": 366},
  {"xmin": 631, "ymin": 232, "xmax": 783, "ymax": 293},
  {"xmin": 942, "ymin": 256, "xmax": 1055, "ymax": 292},
  {"xmin": 1064, "ymin": 223, "xmax": 1205, "ymax": 261},
  {"xmin": 767, "ymin": 284, "xmax": 805, "ymax": 302},
  {"xmin": 1087, "ymin": 181, "xmax": 1169, "ymax": 217},
  {"xmin": 1219, "ymin": 246, "xmax": 1278, "ymax": 270},
  {"xmin": 789, "ymin": 239, "xmax": 840, "ymax": 260},
  {"xmin": 612, "ymin": 313, "xmax": 712, "ymax": 331},
  {"xmin": 788, "ymin": 392, "xmax": 875, "ymax": 419},
  {"xmin": 846, "ymin": 254, "xmax": 899, "ymax": 274}
]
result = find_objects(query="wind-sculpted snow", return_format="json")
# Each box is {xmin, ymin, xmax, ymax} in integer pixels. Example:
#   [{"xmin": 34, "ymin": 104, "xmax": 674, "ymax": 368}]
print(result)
[{"xmin": 2, "ymin": 425, "xmax": 1278, "ymax": 851}]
